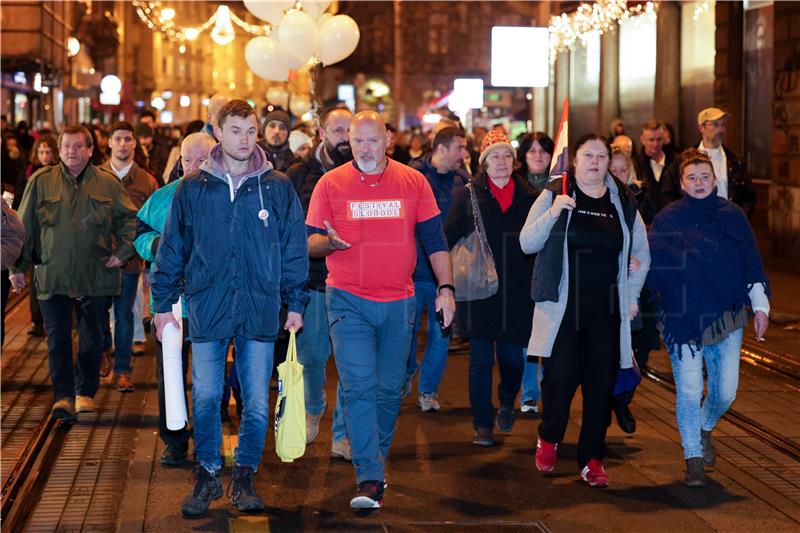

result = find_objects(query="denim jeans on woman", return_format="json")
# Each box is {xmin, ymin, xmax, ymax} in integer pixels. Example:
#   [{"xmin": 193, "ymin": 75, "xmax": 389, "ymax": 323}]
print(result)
[
  {"xmin": 296, "ymin": 288, "xmax": 346, "ymax": 442},
  {"xmin": 668, "ymin": 328, "xmax": 743, "ymax": 459},
  {"xmin": 327, "ymin": 287, "xmax": 415, "ymax": 484},
  {"xmin": 521, "ymin": 350, "xmax": 542, "ymax": 403},
  {"xmin": 469, "ymin": 338, "xmax": 524, "ymax": 430},
  {"xmin": 191, "ymin": 336, "xmax": 274, "ymax": 472}
]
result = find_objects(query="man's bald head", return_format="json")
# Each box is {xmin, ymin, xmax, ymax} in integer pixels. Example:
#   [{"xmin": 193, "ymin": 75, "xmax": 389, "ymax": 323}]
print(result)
[
  {"xmin": 350, "ymin": 110, "xmax": 390, "ymax": 173},
  {"xmin": 351, "ymin": 110, "xmax": 386, "ymax": 134},
  {"xmin": 611, "ymin": 134, "xmax": 633, "ymax": 156},
  {"xmin": 207, "ymin": 93, "xmax": 232, "ymax": 128},
  {"xmin": 181, "ymin": 132, "xmax": 216, "ymax": 178}
]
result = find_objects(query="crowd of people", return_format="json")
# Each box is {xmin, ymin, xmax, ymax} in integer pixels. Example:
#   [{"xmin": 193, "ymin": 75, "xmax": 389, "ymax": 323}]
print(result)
[{"xmin": 0, "ymin": 98, "xmax": 769, "ymax": 515}]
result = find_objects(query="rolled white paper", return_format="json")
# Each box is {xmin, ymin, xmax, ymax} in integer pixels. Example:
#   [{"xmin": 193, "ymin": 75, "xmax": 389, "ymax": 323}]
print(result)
[{"xmin": 163, "ymin": 300, "xmax": 188, "ymax": 431}]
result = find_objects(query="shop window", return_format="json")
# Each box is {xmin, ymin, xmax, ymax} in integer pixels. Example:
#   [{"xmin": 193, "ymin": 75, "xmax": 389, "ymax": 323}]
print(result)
[
  {"xmin": 619, "ymin": 14, "xmax": 657, "ymax": 133},
  {"xmin": 680, "ymin": 1, "xmax": 716, "ymax": 147}
]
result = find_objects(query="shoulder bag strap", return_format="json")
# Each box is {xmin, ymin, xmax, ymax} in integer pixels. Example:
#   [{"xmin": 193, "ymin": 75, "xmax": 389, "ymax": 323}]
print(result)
[{"xmin": 467, "ymin": 183, "xmax": 496, "ymax": 267}]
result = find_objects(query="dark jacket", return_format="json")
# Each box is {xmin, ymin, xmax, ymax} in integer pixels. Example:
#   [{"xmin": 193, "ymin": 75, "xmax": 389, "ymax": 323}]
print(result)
[
  {"xmin": 11, "ymin": 163, "xmax": 137, "ymax": 299},
  {"xmin": 634, "ymin": 150, "xmax": 676, "ymax": 215},
  {"xmin": 101, "ymin": 161, "xmax": 159, "ymax": 272},
  {"xmin": 660, "ymin": 144, "xmax": 756, "ymax": 218},
  {"xmin": 151, "ymin": 145, "xmax": 309, "ymax": 343},
  {"xmin": 258, "ymin": 140, "xmax": 299, "ymax": 173},
  {"xmin": 410, "ymin": 154, "xmax": 469, "ymax": 284},
  {"xmin": 286, "ymin": 143, "xmax": 337, "ymax": 292},
  {"xmin": 444, "ymin": 172, "xmax": 536, "ymax": 346}
]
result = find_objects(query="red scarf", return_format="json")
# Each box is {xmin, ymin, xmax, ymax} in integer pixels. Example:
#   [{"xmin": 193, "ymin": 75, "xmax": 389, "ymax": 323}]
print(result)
[{"xmin": 488, "ymin": 177, "xmax": 515, "ymax": 213}]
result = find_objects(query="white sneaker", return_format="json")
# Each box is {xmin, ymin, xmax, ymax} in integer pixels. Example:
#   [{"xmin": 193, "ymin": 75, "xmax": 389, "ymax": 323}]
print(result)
[
  {"xmin": 417, "ymin": 392, "xmax": 441, "ymax": 412},
  {"xmin": 306, "ymin": 411, "xmax": 324, "ymax": 444},
  {"xmin": 521, "ymin": 400, "xmax": 539, "ymax": 414}
]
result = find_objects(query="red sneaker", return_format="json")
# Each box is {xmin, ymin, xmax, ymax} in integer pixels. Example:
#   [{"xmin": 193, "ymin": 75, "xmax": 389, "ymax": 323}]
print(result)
[
  {"xmin": 580, "ymin": 459, "xmax": 609, "ymax": 488},
  {"xmin": 535, "ymin": 437, "xmax": 557, "ymax": 472}
]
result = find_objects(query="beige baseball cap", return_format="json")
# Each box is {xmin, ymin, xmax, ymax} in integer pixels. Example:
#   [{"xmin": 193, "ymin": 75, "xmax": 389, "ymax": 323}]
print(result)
[{"xmin": 697, "ymin": 107, "xmax": 731, "ymax": 125}]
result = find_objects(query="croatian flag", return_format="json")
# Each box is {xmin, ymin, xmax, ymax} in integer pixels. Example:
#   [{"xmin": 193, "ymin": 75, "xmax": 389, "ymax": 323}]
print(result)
[{"xmin": 549, "ymin": 98, "xmax": 569, "ymax": 194}]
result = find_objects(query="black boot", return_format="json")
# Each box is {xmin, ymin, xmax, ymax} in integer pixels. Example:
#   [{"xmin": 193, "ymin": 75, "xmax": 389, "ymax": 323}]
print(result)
[
  {"xmin": 684, "ymin": 457, "xmax": 706, "ymax": 487},
  {"xmin": 181, "ymin": 466, "xmax": 223, "ymax": 517},
  {"xmin": 160, "ymin": 441, "xmax": 189, "ymax": 467},
  {"xmin": 229, "ymin": 466, "xmax": 265, "ymax": 512},
  {"xmin": 615, "ymin": 404, "xmax": 637, "ymax": 434}
]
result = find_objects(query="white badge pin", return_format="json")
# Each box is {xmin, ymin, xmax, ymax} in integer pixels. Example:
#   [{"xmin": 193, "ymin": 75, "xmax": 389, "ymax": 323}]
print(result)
[{"xmin": 258, "ymin": 209, "xmax": 269, "ymax": 221}]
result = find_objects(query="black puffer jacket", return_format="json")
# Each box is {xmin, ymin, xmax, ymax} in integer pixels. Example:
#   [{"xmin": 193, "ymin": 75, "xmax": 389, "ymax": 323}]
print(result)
[{"xmin": 444, "ymin": 172, "xmax": 537, "ymax": 346}]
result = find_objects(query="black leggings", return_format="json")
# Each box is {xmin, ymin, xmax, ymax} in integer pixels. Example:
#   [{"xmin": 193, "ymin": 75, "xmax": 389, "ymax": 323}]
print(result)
[{"xmin": 538, "ymin": 293, "xmax": 620, "ymax": 469}]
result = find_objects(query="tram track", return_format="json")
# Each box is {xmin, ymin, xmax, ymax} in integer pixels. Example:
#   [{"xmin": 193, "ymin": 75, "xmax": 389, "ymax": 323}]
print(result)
[
  {"xmin": 643, "ymin": 365, "xmax": 800, "ymax": 463},
  {"xmin": 740, "ymin": 338, "xmax": 800, "ymax": 384},
  {"xmin": 0, "ymin": 415, "xmax": 68, "ymax": 533}
]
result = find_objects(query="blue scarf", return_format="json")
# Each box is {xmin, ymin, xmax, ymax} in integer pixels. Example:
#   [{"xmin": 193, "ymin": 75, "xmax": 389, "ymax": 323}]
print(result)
[{"xmin": 647, "ymin": 190, "xmax": 769, "ymax": 350}]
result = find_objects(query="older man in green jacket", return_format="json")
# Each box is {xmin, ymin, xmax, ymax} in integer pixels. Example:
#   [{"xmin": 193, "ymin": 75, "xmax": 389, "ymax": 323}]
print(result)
[{"xmin": 9, "ymin": 125, "xmax": 137, "ymax": 421}]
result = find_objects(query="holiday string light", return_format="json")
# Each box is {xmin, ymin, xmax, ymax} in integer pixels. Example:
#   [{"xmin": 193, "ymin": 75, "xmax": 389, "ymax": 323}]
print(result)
[
  {"xmin": 692, "ymin": 1, "xmax": 710, "ymax": 22},
  {"xmin": 548, "ymin": 0, "xmax": 659, "ymax": 63},
  {"xmin": 132, "ymin": 0, "xmax": 272, "ymax": 45}
]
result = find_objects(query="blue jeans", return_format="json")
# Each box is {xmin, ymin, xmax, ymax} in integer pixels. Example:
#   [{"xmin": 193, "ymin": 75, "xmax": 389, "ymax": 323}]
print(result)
[
  {"xmin": 111, "ymin": 272, "xmax": 140, "ymax": 374},
  {"xmin": 407, "ymin": 280, "xmax": 451, "ymax": 394},
  {"xmin": 327, "ymin": 288, "xmax": 415, "ymax": 484},
  {"xmin": 191, "ymin": 336, "xmax": 274, "ymax": 472},
  {"xmin": 296, "ymin": 289, "xmax": 346, "ymax": 441},
  {"xmin": 521, "ymin": 351, "xmax": 542, "ymax": 403},
  {"xmin": 469, "ymin": 338, "xmax": 524, "ymax": 430},
  {"xmin": 669, "ymin": 328, "xmax": 743, "ymax": 459}
]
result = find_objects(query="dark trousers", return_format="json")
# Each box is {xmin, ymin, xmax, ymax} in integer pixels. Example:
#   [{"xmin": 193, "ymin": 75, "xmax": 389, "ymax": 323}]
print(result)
[
  {"xmin": 29, "ymin": 272, "xmax": 42, "ymax": 327},
  {"xmin": 539, "ymin": 295, "xmax": 619, "ymax": 469},
  {"xmin": 154, "ymin": 319, "xmax": 192, "ymax": 445},
  {"xmin": 469, "ymin": 338, "xmax": 524, "ymax": 430},
  {"xmin": 39, "ymin": 294, "xmax": 105, "ymax": 401}
]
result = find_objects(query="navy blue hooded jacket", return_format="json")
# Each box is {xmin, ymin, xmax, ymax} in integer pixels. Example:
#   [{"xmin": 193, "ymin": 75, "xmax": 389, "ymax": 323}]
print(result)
[
  {"xmin": 409, "ymin": 153, "xmax": 469, "ymax": 284},
  {"xmin": 151, "ymin": 144, "xmax": 309, "ymax": 343}
]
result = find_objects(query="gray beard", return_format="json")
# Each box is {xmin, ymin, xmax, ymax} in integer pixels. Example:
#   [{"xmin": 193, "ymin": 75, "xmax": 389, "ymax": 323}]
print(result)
[{"xmin": 357, "ymin": 157, "xmax": 378, "ymax": 173}]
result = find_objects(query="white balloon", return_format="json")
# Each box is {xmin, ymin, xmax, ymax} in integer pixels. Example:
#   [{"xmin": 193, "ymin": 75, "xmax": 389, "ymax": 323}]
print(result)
[
  {"xmin": 245, "ymin": 36, "xmax": 289, "ymax": 81},
  {"xmin": 278, "ymin": 9, "xmax": 319, "ymax": 65},
  {"xmin": 286, "ymin": 50, "xmax": 304, "ymax": 71},
  {"xmin": 318, "ymin": 15, "xmax": 360, "ymax": 66},
  {"xmin": 289, "ymin": 96, "xmax": 311, "ymax": 117},
  {"xmin": 302, "ymin": 1, "xmax": 331, "ymax": 19},
  {"xmin": 244, "ymin": 0, "xmax": 293, "ymax": 25},
  {"xmin": 267, "ymin": 86, "xmax": 289, "ymax": 107},
  {"xmin": 317, "ymin": 12, "xmax": 332, "ymax": 27}
]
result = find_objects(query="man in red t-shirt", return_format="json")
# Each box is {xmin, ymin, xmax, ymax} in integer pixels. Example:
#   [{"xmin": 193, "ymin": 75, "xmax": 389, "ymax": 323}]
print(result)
[{"xmin": 307, "ymin": 111, "xmax": 455, "ymax": 510}]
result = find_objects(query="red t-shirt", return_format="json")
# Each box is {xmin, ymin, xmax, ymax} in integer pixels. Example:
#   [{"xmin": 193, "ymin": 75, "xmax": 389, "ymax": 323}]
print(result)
[
  {"xmin": 307, "ymin": 159, "xmax": 440, "ymax": 302},
  {"xmin": 488, "ymin": 177, "xmax": 515, "ymax": 213}
]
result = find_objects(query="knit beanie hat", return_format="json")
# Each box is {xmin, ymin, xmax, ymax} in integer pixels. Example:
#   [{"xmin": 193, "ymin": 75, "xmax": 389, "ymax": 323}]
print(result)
[
  {"xmin": 264, "ymin": 109, "xmax": 291, "ymax": 130},
  {"xmin": 289, "ymin": 130, "xmax": 312, "ymax": 153},
  {"xmin": 479, "ymin": 130, "xmax": 516, "ymax": 165}
]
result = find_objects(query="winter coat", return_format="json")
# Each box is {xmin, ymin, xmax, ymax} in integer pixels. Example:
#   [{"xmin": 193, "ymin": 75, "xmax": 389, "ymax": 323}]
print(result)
[
  {"xmin": 100, "ymin": 160, "xmax": 159, "ymax": 272},
  {"xmin": 151, "ymin": 144, "xmax": 309, "ymax": 343},
  {"xmin": 11, "ymin": 163, "xmax": 137, "ymax": 299},
  {"xmin": 410, "ymin": 153, "xmax": 469, "ymax": 285},
  {"xmin": 444, "ymin": 172, "xmax": 536, "ymax": 346},
  {"xmin": 519, "ymin": 174, "xmax": 650, "ymax": 369}
]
